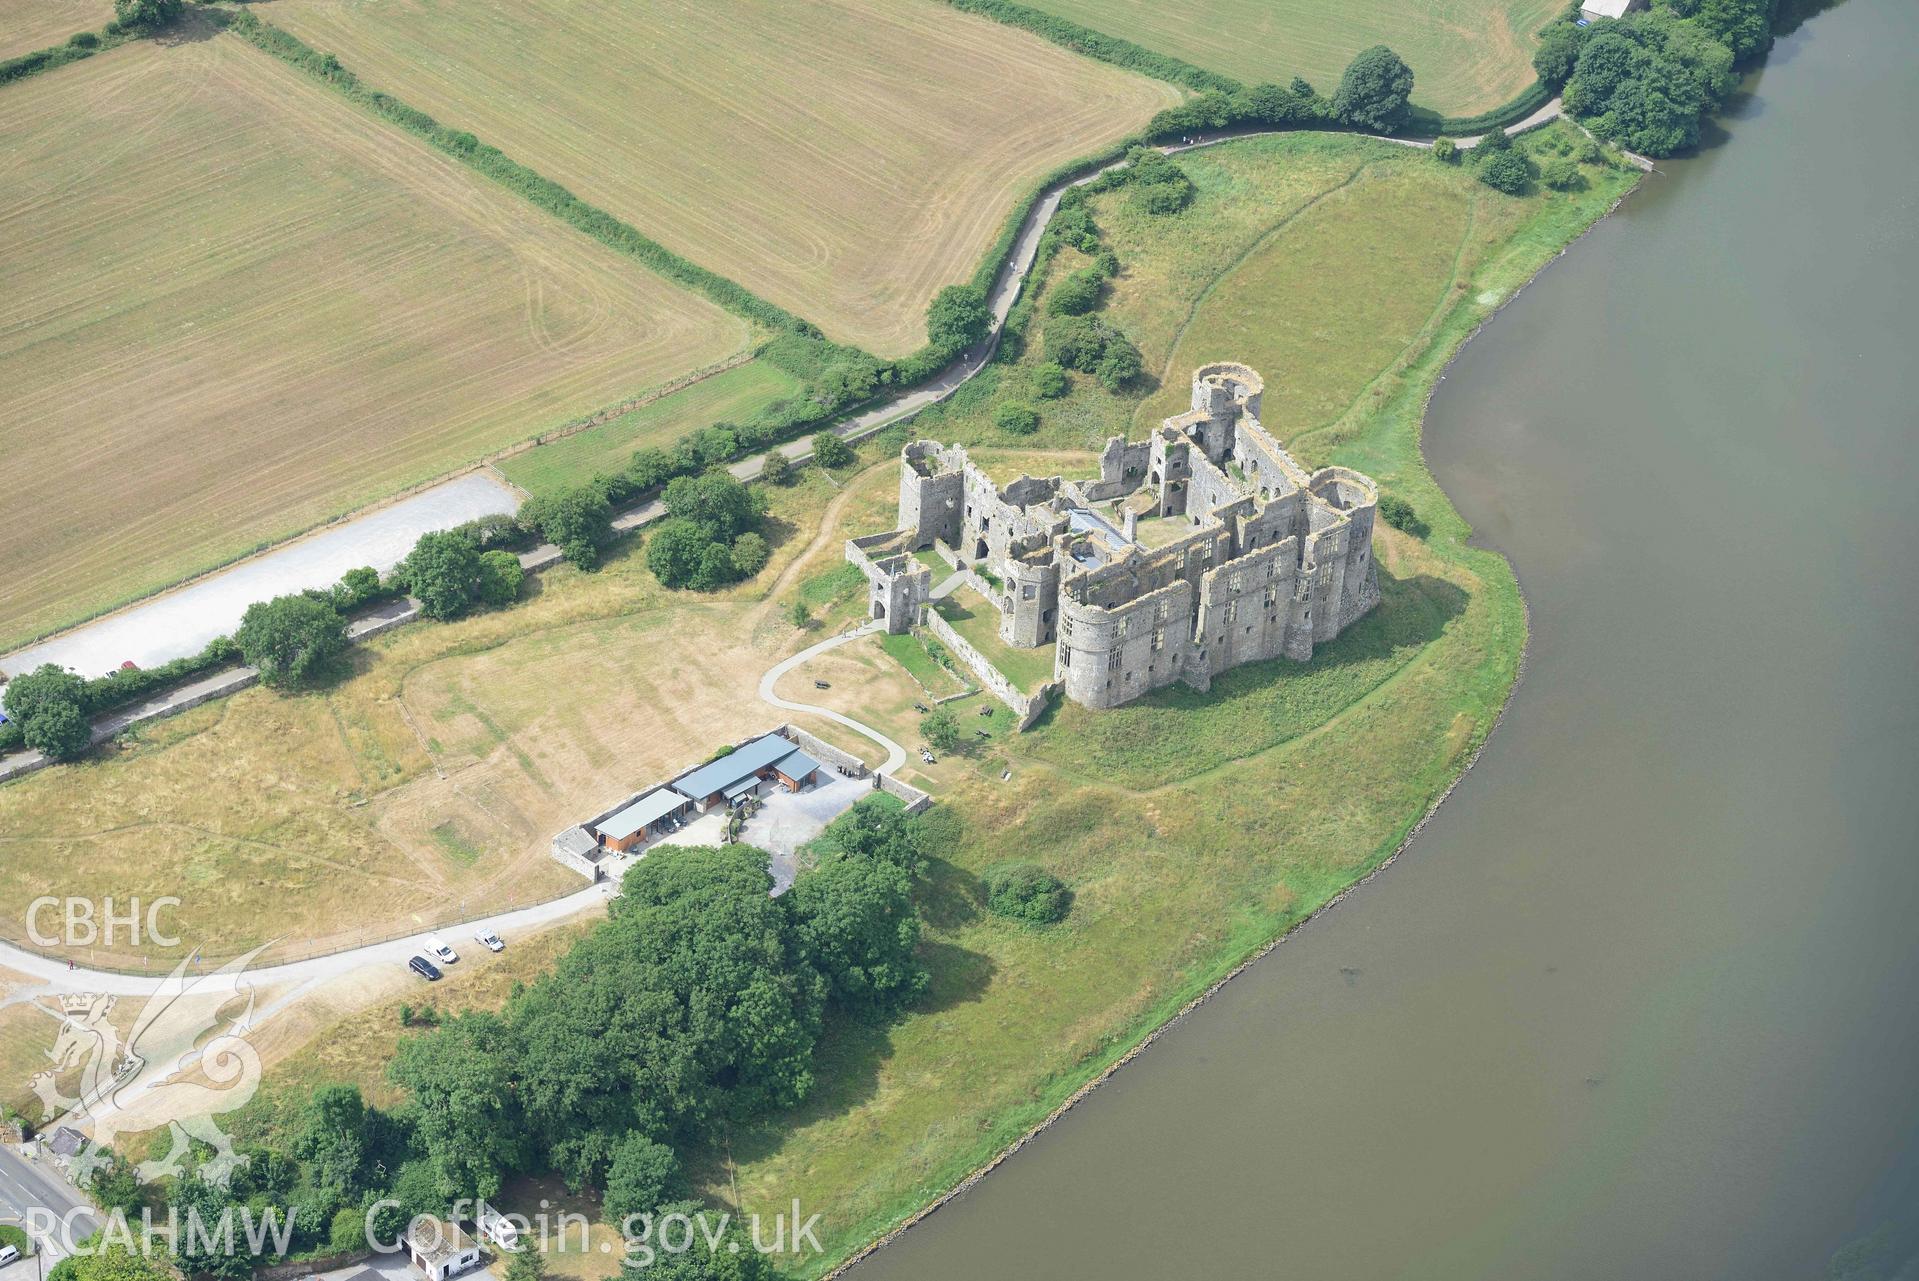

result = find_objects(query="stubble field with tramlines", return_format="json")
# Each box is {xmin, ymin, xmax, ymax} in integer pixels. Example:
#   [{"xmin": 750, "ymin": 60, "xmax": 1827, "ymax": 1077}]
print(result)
[
  {"xmin": 0, "ymin": 31, "xmax": 751, "ymax": 650},
  {"xmin": 0, "ymin": 0, "xmax": 114, "ymax": 60},
  {"xmin": 1019, "ymin": 0, "xmax": 1561, "ymax": 116},
  {"xmin": 263, "ymin": 0, "xmax": 1180, "ymax": 357}
]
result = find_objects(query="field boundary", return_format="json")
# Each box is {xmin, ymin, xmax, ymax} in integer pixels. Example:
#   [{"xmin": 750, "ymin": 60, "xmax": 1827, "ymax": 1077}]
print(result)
[
  {"xmin": 220, "ymin": 9, "xmax": 815, "ymax": 341},
  {"xmin": 934, "ymin": 0, "xmax": 1554, "ymax": 137},
  {"xmin": 0, "ymin": 21, "xmax": 128, "ymax": 88},
  {"xmin": 934, "ymin": 0, "xmax": 1240, "ymax": 94}
]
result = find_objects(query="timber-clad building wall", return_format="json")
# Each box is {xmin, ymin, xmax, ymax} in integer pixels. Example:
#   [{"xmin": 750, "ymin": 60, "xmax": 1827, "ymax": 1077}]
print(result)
[{"xmin": 850, "ymin": 363, "xmax": 1381, "ymax": 711}]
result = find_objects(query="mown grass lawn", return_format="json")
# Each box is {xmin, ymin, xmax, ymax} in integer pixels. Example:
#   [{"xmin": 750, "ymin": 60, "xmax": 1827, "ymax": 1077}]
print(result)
[{"xmin": 932, "ymin": 587, "xmax": 1058, "ymax": 693}]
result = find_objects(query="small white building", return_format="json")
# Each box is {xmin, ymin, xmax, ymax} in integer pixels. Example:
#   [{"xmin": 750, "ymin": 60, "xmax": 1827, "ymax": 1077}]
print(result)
[
  {"xmin": 1580, "ymin": 0, "xmax": 1646, "ymax": 21},
  {"xmin": 406, "ymin": 1219, "xmax": 483, "ymax": 1281}
]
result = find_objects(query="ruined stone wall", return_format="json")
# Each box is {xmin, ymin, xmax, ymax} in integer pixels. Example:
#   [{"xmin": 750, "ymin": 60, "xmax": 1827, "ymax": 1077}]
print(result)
[
  {"xmin": 1193, "ymin": 538, "xmax": 1302, "ymax": 682},
  {"xmin": 1057, "ymin": 579, "xmax": 1194, "ymax": 709}
]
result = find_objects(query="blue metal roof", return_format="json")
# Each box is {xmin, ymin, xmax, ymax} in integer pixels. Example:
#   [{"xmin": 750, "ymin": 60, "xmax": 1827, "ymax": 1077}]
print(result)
[
  {"xmin": 672, "ymin": 733, "xmax": 794, "ymax": 800},
  {"xmin": 773, "ymin": 748, "xmax": 823, "ymax": 780}
]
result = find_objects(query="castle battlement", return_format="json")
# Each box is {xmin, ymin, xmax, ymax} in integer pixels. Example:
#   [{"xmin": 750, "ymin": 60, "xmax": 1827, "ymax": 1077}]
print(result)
[{"xmin": 845, "ymin": 364, "xmax": 1381, "ymax": 711}]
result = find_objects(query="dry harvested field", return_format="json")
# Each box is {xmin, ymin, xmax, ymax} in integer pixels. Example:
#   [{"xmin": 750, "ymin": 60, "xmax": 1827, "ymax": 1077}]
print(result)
[
  {"xmin": 1024, "ymin": 0, "xmax": 1561, "ymax": 116},
  {"xmin": 0, "ymin": 0, "xmax": 113, "ymax": 60},
  {"xmin": 0, "ymin": 34, "xmax": 749, "ymax": 650},
  {"xmin": 263, "ymin": 0, "xmax": 1179, "ymax": 356}
]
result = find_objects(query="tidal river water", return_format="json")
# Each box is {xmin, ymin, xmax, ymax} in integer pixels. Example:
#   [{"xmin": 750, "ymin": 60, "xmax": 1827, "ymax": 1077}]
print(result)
[{"xmin": 853, "ymin": 1, "xmax": 1919, "ymax": 1276}]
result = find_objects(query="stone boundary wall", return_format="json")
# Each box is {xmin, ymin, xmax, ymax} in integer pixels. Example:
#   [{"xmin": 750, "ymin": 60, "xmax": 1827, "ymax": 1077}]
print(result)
[
  {"xmin": 778, "ymin": 724, "xmax": 869, "ymax": 777},
  {"xmin": 876, "ymin": 775, "xmax": 933, "ymax": 814},
  {"xmin": 921, "ymin": 610, "xmax": 1050, "ymax": 730}
]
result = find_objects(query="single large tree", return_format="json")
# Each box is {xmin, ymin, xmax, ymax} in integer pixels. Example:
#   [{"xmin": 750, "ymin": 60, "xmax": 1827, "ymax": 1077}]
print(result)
[
  {"xmin": 601, "ymin": 1134, "xmax": 685, "ymax": 1227},
  {"xmin": 925, "ymin": 283, "xmax": 990, "ymax": 353},
  {"xmin": 398, "ymin": 530, "xmax": 484, "ymax": 620},
  {"xmin": 1333, "ymin": 45, "xmax": 1416, "ymax": 133},
  {"xmin": 4, "ymin": 664, "xmax": 90, "ymax": 760},
  {"xmin": 235, "ymin": 593, "xmax": 348, "ymax": 688}
]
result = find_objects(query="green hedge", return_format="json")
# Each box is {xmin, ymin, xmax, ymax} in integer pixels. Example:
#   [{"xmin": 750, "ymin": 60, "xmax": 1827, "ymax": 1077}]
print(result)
[
  {"xmin": 934, "ymin": 0, "xmax": 1241, "ymax": 94},
  {"xmin": 0, "ymin": 25, "xmax": 125, "ymax": 85},
  {"xmin": 1412, "ymin": 79, "xmax": 1555, "ymax": 137}
]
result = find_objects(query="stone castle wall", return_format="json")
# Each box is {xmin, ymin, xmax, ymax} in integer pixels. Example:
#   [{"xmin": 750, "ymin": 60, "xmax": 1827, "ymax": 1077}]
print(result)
[{"xmin": 848, "ymin": 363, "xmax": 1380, "ymax": 714}]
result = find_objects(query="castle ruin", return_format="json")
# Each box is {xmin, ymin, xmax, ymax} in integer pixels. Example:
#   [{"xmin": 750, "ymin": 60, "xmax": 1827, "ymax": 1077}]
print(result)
[{"xmin": 846, "ymin": 363, "xmax": 1381, "ymax": 711}]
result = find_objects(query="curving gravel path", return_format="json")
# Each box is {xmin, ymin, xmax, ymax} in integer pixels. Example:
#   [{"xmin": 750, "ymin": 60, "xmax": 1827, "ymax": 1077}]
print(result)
[{"xmin": 758, "ymin": 620, "xmax": 908, "ymax": 777}]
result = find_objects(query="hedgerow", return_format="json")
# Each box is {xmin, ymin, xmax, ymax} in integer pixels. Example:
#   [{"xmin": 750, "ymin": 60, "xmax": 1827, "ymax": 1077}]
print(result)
[
  {"xmin": 933, "ymin": 0, "xmax": 1241, "ymax": 94},
  {"xmin": 223, "ymin": 11, "xmax": 814, "ymax": 337}
]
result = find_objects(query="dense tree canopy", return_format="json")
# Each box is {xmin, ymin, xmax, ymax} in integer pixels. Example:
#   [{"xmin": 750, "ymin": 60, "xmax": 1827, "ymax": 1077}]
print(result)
[
  {"xmin": 811, "ymin": 431, "xmax": 854, "ymax": 469},
  {"xmin": 1555, "ymin": 1, "xmax": 1759, "ymax": 156},
  {"xmin": 389, "ymin": 1011, "xmax": 527, "ymax": 1199},
  {"xmin": 113, "ymin": 0, "xmax": 181, "ymax": 30},
  {"xmin": 786, "ymin": 853, "xmax": 927, "ymax": 1020},
  {"xmin": 662, "ymin": 471, "xmax": 763, "ymax": 542},
  {"xmin": 235, "ymin": 593, "xmax": 348, "ymax": 688},
  {"xmin": 3, "ymin": 664, "xmax": 90, "ymax": 760},
  {"xmin": 1333, "ymin": 45, "xmax": 1415, "ymax": 133}
]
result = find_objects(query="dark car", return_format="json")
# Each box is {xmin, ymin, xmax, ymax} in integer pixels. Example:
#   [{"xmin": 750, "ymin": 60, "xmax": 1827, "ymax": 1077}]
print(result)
[{"xmin": 408, "ymin": 955, "xmax": 442, "ymax": 981}]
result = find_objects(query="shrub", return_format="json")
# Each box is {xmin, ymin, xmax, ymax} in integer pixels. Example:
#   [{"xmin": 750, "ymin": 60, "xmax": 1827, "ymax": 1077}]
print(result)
[
  {"xmin": 1477, "ymin": 148, "xmax": 1534, "ymax": 194},
  {"xmin": 1476, "ymin": 125, "xmax": 1514, "ymax": 154},
  {"xmin": 1431, "ymin": 137, "xmax": 1458, "ymax": 164},
  {"xmin": 3, "ymin": 665, "xmax": 91, "ymax": 761},
  {"xmin": 1045, "ymin": 314, "xmax": 1107, "ymax": 372},
  {"xmin": 1132, "ymin": 180, "xmax": 1192, "ymax": 215},
  {"xmin": 1092, "ymin": 248, "xmax": 1120, "ymax": 279},
  {"xmin": 1576, "ymin": 138, "xmax": 1607, "ymax": 166},
  {"xmin": 994, "ymin": 402, "xmax": 1040, "ymax": 436},
  {"xmin": 1045, "ymin": 267, "xmax": 1103, "ymax": 317},
  {"xmin": 1333, "ymin": 45, "xmax": 1415, "ymax": 133},
  {"xmin": 812, "ymin": 431, "xmax": 854, "ymax": 469},
  {"xmin": 1377, "ymin": 493, "xmax": 1429, "ymax": 538},
  {"xmin": 235, "ymin": 594, "xmax": 349, "ymax": 688},
  {"xmin": 786, "ymin": 600, "xmax": 810, "ymax": 629},
  {"xmin": 759, "ymin": 451, "xmax": 794, "ymax": 486},
  {"xmin": 1095, "ymin": 339, "xmax": 1144, "ymax": 392},
  {"xmin": 1541, "ymin": 156, "xmax": 1585, "ymax": 190},
  {"xmin": 730, "ymin": 532, "xmax": 771, "ymax": 578},
  {"xmin": 333, "ymin": 565, "xmax": 383, "ymax": 610},
  {"xmin": 67, "ymin": 31, "xmax": 99, "ymax": 48},
  {"xmin": 1030, "ymin": 361, "xmax": 1069, "ymax": 399},
  {"xmin": 984, "ymin": 864, "xmax": 1071, "ymax": 924}
]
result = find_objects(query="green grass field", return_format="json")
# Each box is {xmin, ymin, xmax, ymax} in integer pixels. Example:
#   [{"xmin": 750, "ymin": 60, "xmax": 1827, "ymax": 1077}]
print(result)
[
  {"xmin": 682, "ymin": 128, "xmax": 1641, "ymax": 1272},
  {"xmin": 0, "ymin": 33, "xmax": 748, "ymax": 650},
  {"xmin": 1021, "ymin": 0, "xmax": 1562, "ymax": 115},
  {"xmin": 265, "ymin": 0, "xmax": 1176, "ymax": 356},
  {"xmin": 496, "ymin": 360, "xmax": 803, "ymax": 497},
  {"xmin": 933, "ymin": 586, "xmax": 1059, "ymax": 692}
]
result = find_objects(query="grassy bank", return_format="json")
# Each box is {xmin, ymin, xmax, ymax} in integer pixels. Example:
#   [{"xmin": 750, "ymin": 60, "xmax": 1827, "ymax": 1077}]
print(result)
[
  {"xmin": 689, "ymin": 127, "xmax": 1640, "ymax": 1274},
  {"xmin": 3, "ymin": 125, "xmax": 1639, "ymax": 1277}
]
